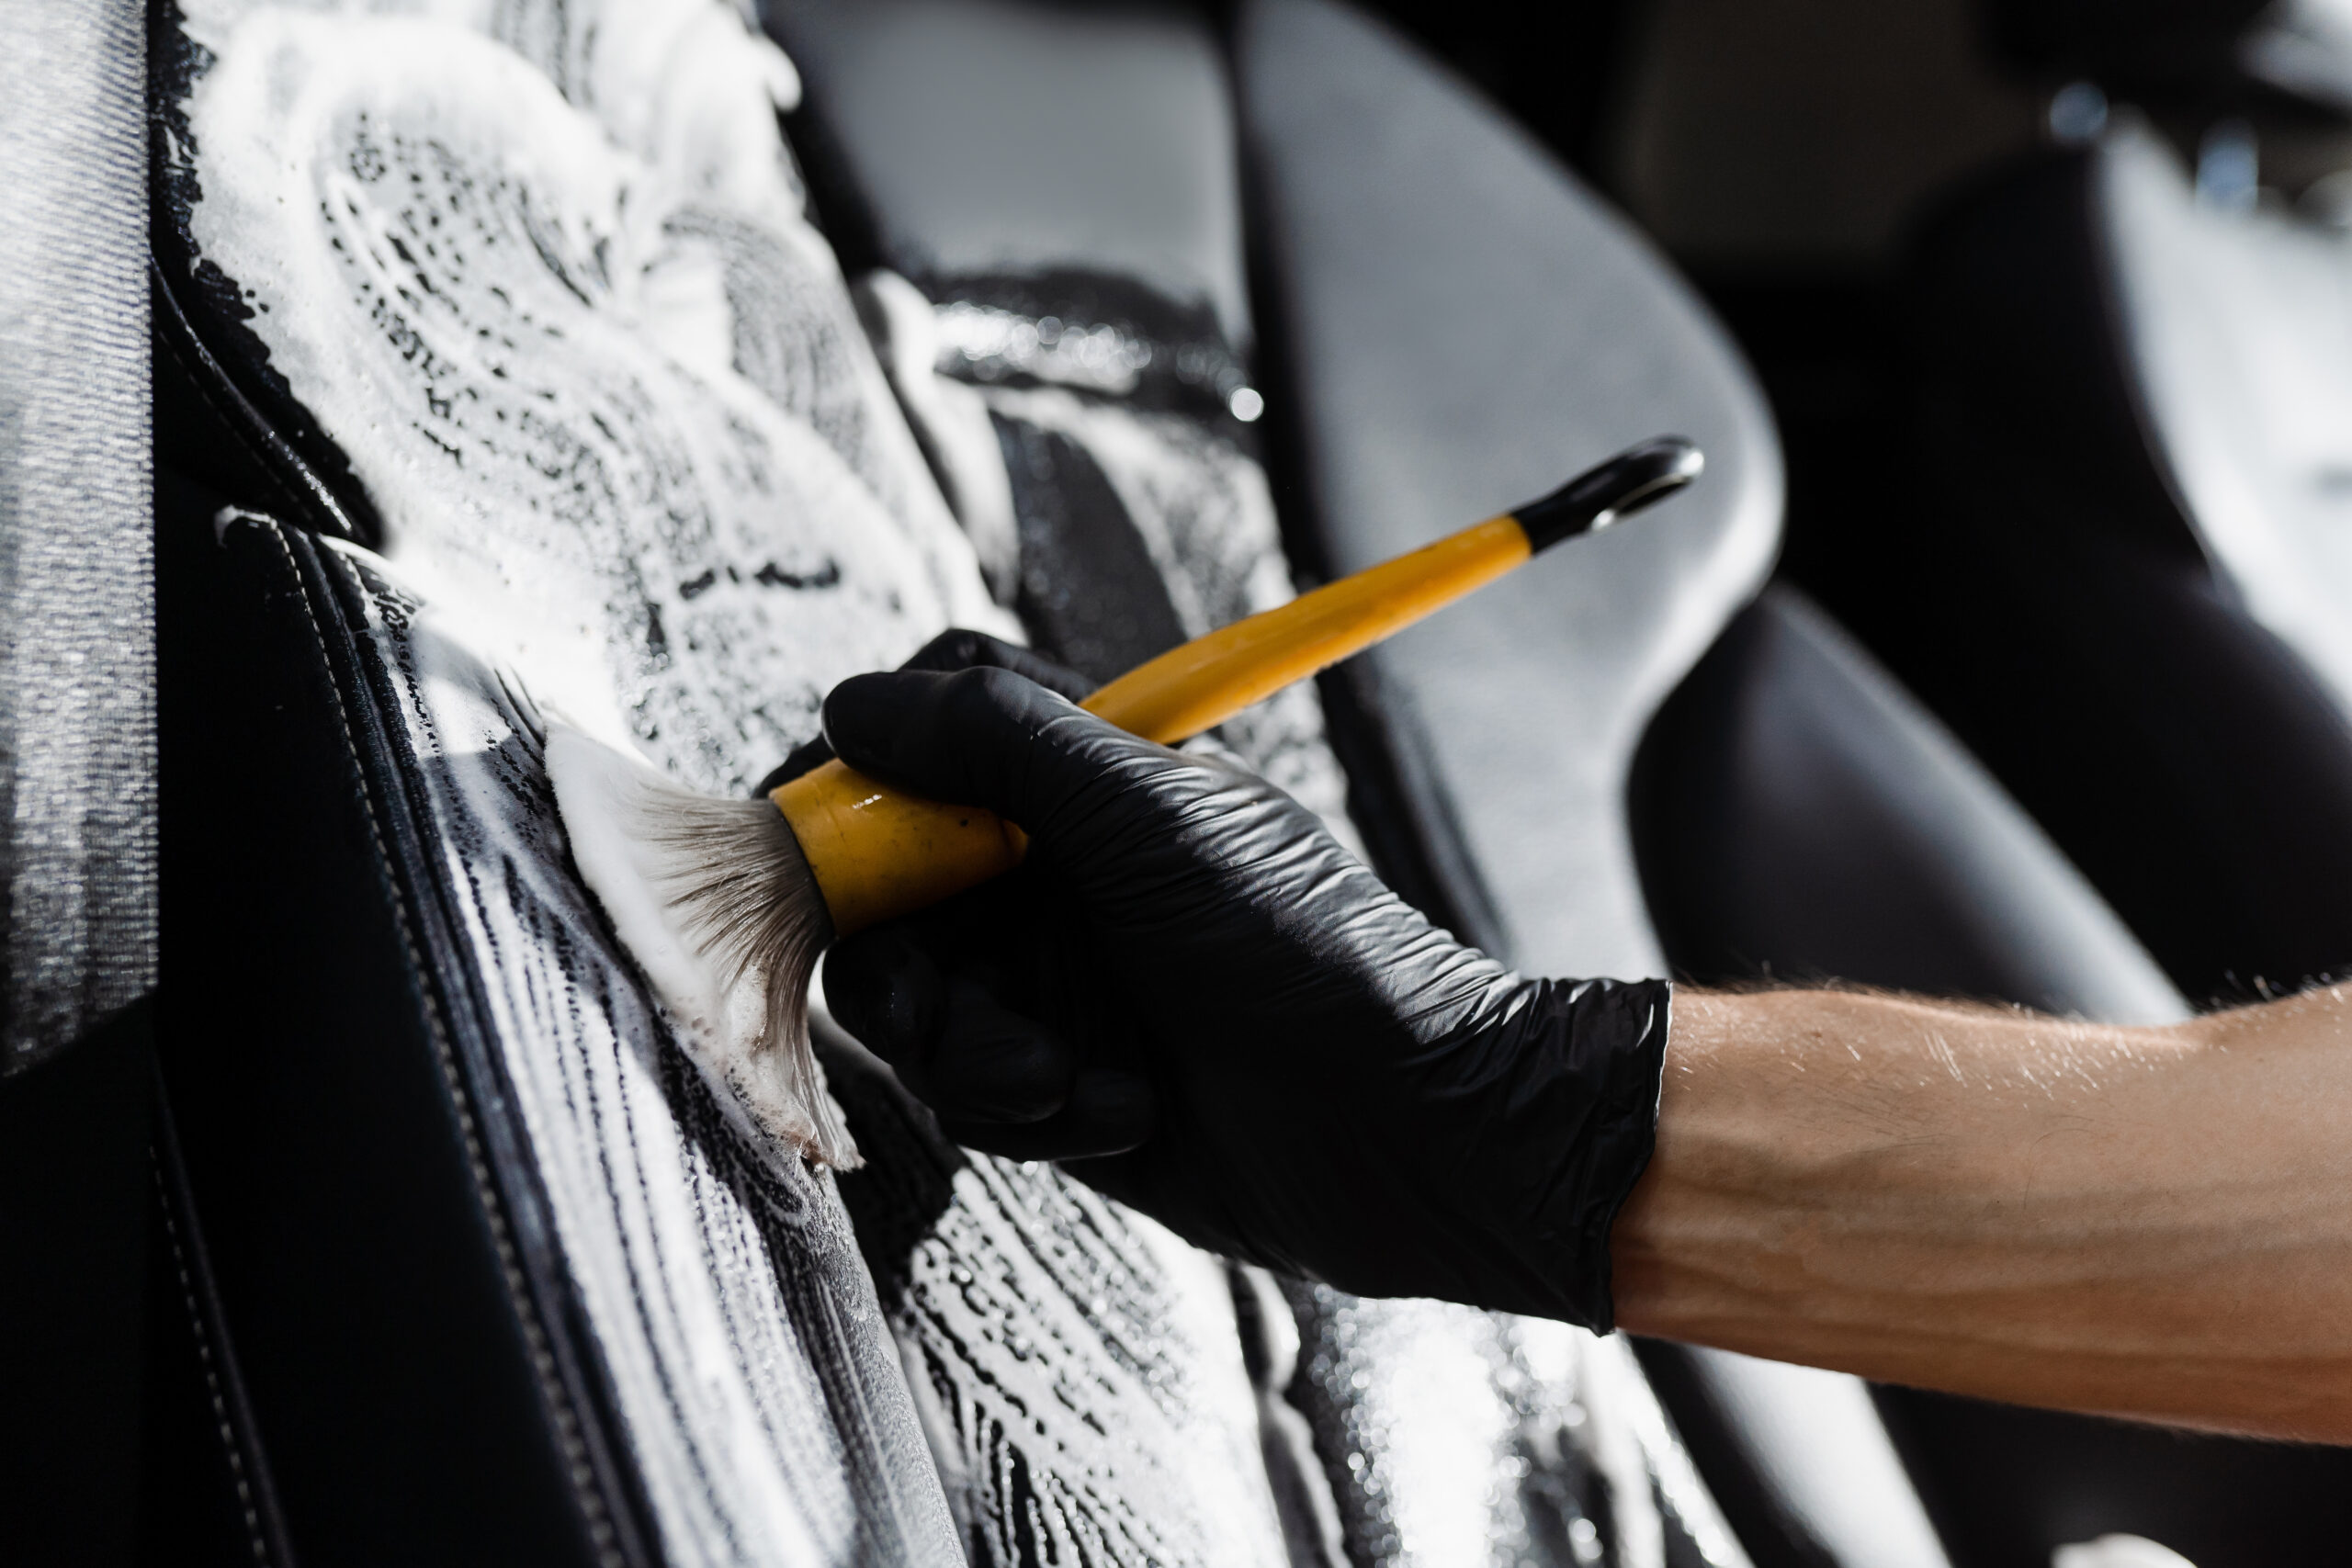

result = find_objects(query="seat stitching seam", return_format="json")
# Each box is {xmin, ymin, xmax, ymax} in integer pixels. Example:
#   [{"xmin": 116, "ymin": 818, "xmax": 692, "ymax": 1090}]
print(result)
[
  {"xmin": 154, "ymin": 310, "xmax": 324, "ymax": 534},
  {"xmin": 266, "ymin": 525, "xmax": 625, "ymax": 1567},
  {"xmin": 153, "ymin": 1154, "xmax": 274, "ymax": 1568}
]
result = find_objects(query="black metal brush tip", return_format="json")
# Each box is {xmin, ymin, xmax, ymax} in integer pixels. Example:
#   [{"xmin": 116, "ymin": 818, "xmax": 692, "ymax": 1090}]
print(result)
[{"xmin": 1511, "ymin": 435, "xmax": 1705, "ymax": 552}]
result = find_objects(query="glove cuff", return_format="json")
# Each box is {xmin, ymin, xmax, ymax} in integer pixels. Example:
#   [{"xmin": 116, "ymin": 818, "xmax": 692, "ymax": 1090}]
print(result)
[{"xmin": 1468, "ymin": 976, "xmax": 1672, "ymax": 1332}]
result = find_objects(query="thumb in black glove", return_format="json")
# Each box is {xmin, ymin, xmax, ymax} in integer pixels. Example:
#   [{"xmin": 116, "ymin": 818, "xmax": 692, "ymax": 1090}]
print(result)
[{"xmin": 814, "ymin": 630, "xmax": 1669, "ymax": 1331}]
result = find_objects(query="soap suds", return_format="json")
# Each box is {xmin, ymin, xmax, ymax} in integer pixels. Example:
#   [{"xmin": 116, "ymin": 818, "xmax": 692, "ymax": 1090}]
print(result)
[
  {"xmin": 180, "ymin": 2, "xmax": 1014, "ymax": 795},
  {"xmin": 828, "ymin": 1048, "xmax": 1295, "ymax": 1568},
  {"xmin": 333, "ymin": 538, "xmax": 962, "ymax": 1565},
  {"xmin": 1278, "ymin": 1286, "xmax": 1754, "ymax": 1568},
  {"xmin": 176, "ymin": 0, "xmax": 1012, "ymax": 1172}
]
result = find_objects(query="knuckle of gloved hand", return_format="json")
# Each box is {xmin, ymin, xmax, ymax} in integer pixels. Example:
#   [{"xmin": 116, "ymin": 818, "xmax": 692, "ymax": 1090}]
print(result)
[
  {"xmin": 937, "ymin": 627, "xmax": 992, "ymax": 665},
  {"xmin": 938, "ymin": 627, "xmax": 1029, "ymax": 676},
  {"xmin": 901, "ymin": 627, "xmax": 979, "ymax": 674},
  {"xmin": 820, "ymin": 670, "xmax": 914, "ymax": 767},
  {"xmin": 942, "ymin": 663, "xmax": 1049, "ymax": 739}
]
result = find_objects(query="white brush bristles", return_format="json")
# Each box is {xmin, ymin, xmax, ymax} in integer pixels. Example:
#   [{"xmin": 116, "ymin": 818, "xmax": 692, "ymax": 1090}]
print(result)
[
  {"xmin": 545, "ymin": 726, "xmax": 856, "ymax": 1168},
  {"xmin": 634, "ymin": 781, "xmax": 850, "ymax": 1156}
]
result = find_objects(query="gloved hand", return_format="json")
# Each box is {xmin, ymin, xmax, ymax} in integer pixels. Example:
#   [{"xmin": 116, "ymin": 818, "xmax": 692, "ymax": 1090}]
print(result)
[{"xmin": 812, "ymin": 630, "xmax": 1669, "ymax": 1330}]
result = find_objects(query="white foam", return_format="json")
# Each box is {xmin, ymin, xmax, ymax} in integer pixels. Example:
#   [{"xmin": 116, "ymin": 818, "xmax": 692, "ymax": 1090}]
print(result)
[
  {"xmin": 177, "ymin": 0, "xmax": 1012, "ymax": 1165},
  {"xmin": 182, "ymin": 2, "xmax": 1013, "ymax": 798},
  {"xmin": 329, "ymin": 546, "xmax": 953, "ymax": 1563}
]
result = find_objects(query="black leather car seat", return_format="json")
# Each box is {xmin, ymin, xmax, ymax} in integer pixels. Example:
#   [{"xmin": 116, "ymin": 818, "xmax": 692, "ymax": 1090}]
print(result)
[
  {"xmin": 141, "ymin": 0, "xmax": 2270, "ymax": 1564},
  {"xmin": 1849, "ymin": 129, "xmax": 2352, "ymax": 1009},
  {"xmin": 152, "ymin": 0, "xmax": 1757, "ymax": 1562}
]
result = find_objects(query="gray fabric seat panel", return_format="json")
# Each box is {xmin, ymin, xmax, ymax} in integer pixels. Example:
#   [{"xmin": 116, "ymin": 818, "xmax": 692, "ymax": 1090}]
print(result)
[{"xmin": 1236, "ymin": 0, "xmax": 1781, "ymax": 980}]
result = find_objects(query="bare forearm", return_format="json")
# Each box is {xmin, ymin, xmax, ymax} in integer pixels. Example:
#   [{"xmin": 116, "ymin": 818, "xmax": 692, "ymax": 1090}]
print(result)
[{"xmin": 1610, "ymin": 985, "xmax": 2352, "ymax": 1441}]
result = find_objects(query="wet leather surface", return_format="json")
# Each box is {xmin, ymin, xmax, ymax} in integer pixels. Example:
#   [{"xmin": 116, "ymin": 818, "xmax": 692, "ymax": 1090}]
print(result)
[
  {"xmin": 160, "ymin": 0, "xmax": 1758, "ymax": 1562},
  {"xmin": 158, "ymin": 0, "xmax": 983, "ymax": 1559}
]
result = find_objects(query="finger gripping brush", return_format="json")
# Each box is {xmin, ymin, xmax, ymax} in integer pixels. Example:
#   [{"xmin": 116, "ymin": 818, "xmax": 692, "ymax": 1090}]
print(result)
[{"xmin": 548, "ymin": 435, "xmax": 1701, "ymax": 1166}]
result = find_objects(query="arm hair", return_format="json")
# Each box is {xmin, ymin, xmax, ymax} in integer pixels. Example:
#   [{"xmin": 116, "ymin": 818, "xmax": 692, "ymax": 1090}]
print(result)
[{"xmin": 1611, "ymin": 981, "xmax": 2352, "ymax": 1441}]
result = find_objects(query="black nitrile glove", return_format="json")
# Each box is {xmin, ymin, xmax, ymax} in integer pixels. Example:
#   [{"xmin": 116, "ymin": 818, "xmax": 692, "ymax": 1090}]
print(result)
[
  {"xmin": 757, "ymin": 627, "xmax": 1097, "ymax": 794},
  {"xmin": 813, "ymin": 630, "xmax": 1669, "ymax": 1331}
]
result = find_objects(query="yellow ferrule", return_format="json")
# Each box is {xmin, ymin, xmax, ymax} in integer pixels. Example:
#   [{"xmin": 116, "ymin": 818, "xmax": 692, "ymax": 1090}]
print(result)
[{"xmin": 773, "ymin": 760, "xmax": 1028, "ymax": 937}]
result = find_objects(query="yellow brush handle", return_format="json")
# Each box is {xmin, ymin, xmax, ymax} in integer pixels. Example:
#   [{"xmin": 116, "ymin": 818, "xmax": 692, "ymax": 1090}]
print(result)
[
  {"xmin": 1081, "ymin": 515, "xmax": 1530, "ymax": 741},
  {"xmin": 774, "ymin": 515, "xmax": 1530, "ymax": 937},
  {"xmin": 772, "ymin": 434, "xmax": 1701, "ymax": 936}
]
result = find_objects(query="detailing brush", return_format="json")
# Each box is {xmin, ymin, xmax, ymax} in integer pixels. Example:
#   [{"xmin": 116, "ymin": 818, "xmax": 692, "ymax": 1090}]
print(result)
[{"xmin": 548, "ymin": 435, "xmax": 1703, "ymax": 1165}]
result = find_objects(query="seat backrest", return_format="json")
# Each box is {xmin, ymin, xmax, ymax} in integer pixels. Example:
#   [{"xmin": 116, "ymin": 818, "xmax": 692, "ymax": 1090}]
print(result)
[
  {"xmin": 774, "ymin": 0, "xmax": 1252, "ymax": 352},
  {"xmin": 154, "ymin": 2, "xmax": 2203, "ymax": 1563},
  {"xmin": 1238, "ymin": 0, "xmax": 1781, "ymax": 979},
  {"xmin": 1894, "ymin": 136, "xmax": 2352, "ymax": 998}
]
